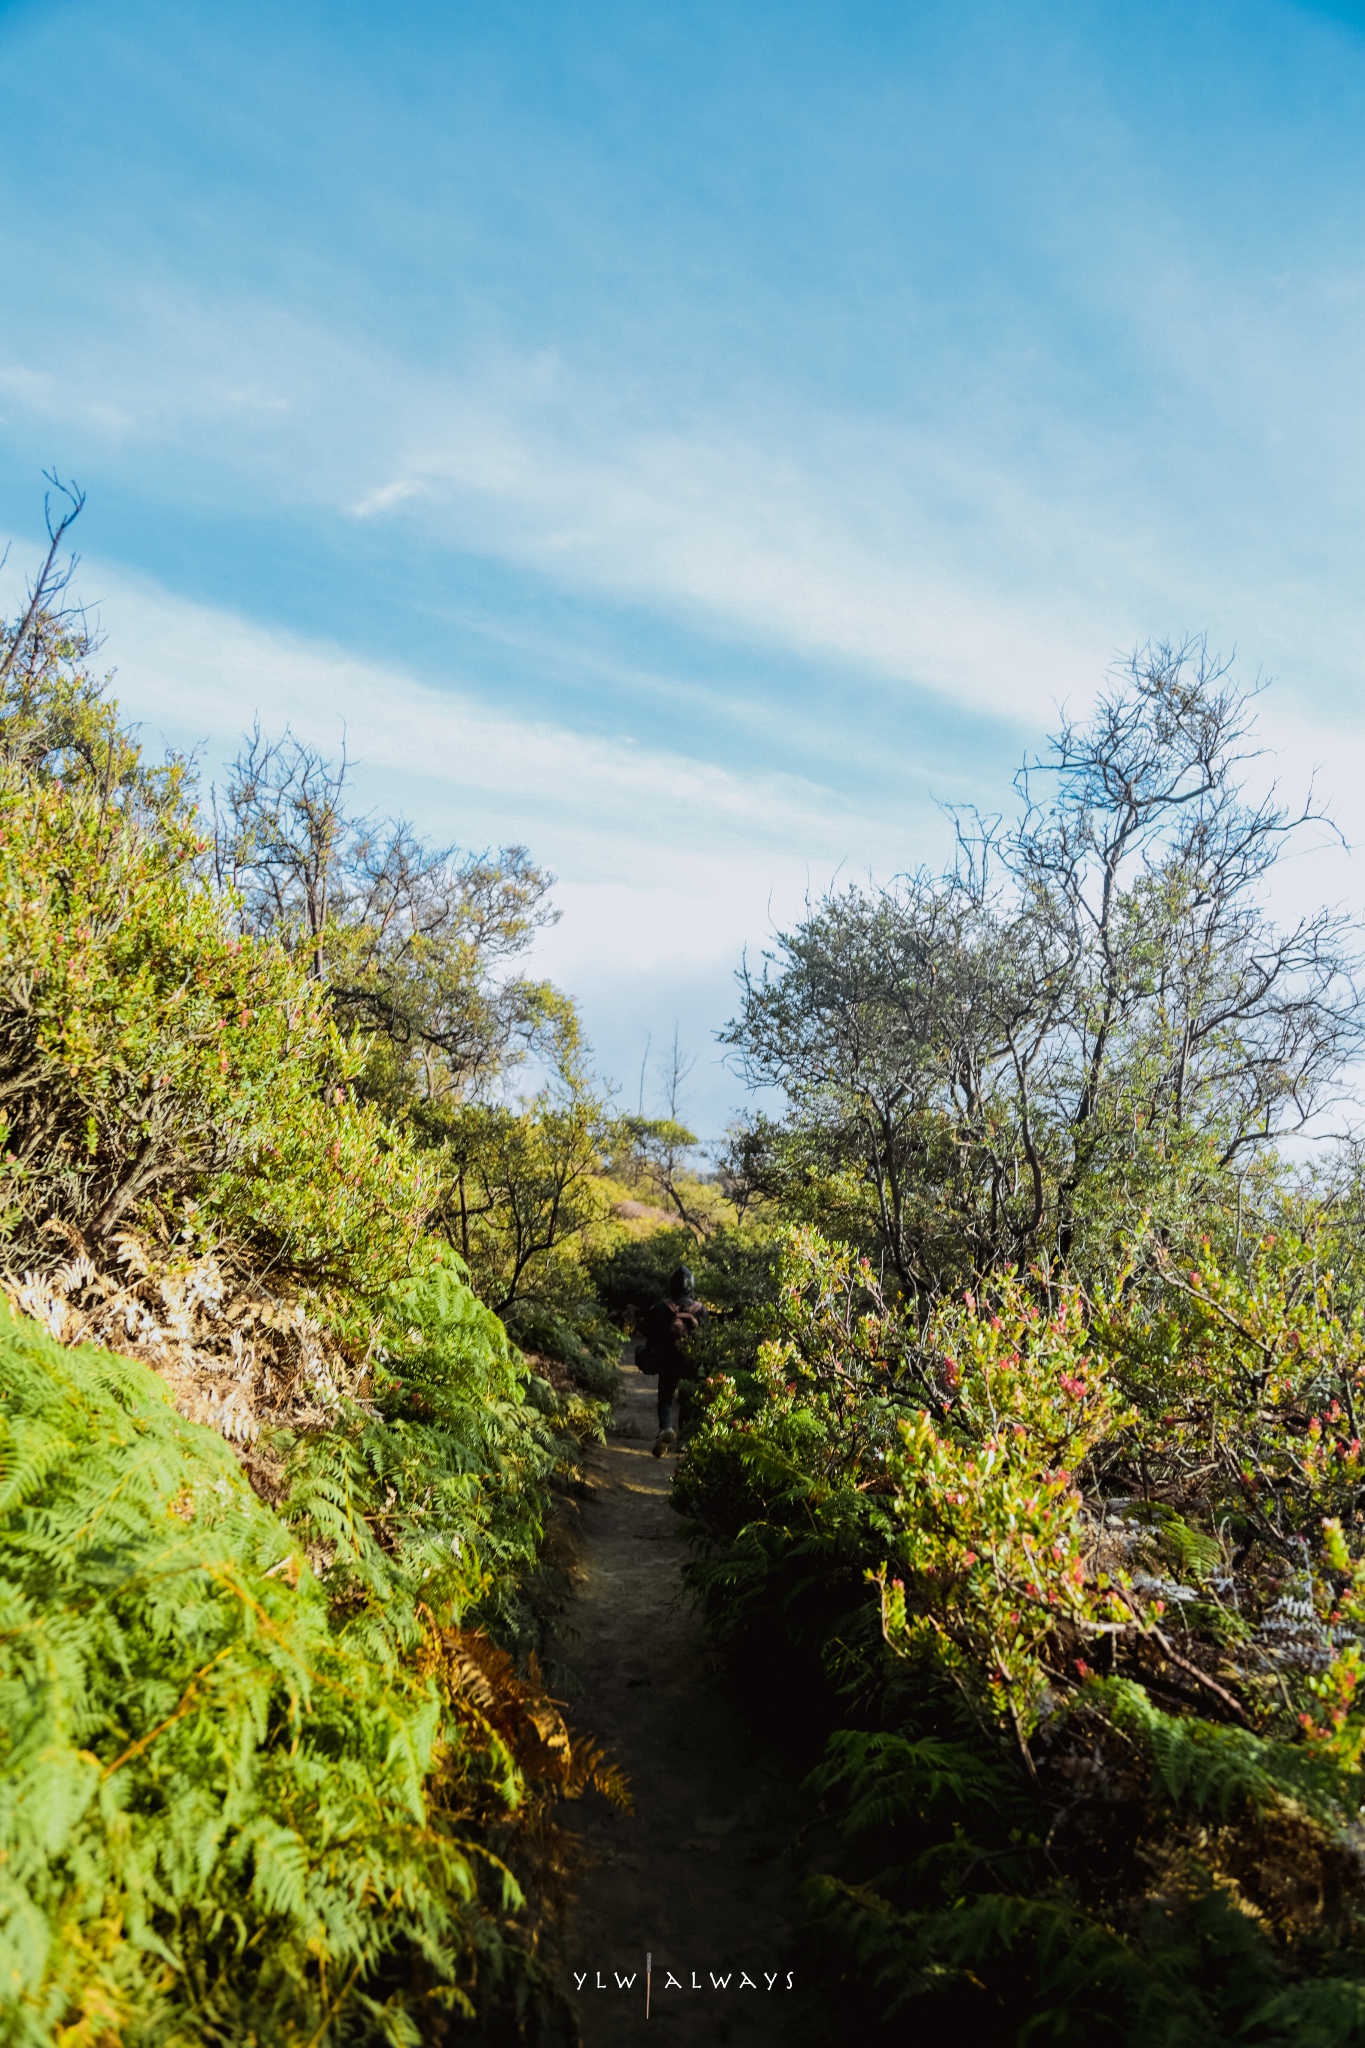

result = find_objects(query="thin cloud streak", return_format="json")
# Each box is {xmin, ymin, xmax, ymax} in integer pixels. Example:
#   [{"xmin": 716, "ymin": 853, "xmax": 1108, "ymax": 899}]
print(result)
[
  {"xmin": 91, "ymin": 565, "xmax": 924, "ymax": 877},
  {"xmin": 83, "ymin": 566, "xmax": 921, "ymax": 1127},
  {"xmin": 0, "ymin": 302, "xmax": 1113, "ymax": 720}
]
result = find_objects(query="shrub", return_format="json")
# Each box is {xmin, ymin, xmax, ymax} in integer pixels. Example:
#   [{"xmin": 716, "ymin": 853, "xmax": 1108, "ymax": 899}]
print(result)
[
  {"xmin": 0, "ymin": 1291, "xmax": 621, "ymax": 2044},
  {"xmin": 674, "ymin": 1225, "xmax": 1365, "ymax": 2038},
  {"xmin": 499, "ymin": 1299, "xmax": 621, "ymax": 1403},
  {"xmin": 0, "ymin": 748, "xmax": 433, "ymax": 1293},
  {"xmin": 0, "ymin": 522, "xmax": 622, "ymax": 2042}
]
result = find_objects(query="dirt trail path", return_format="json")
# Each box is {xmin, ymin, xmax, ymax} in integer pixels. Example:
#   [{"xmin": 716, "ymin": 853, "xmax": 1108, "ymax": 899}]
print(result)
[{"xmin": 554, "ymin": 1370, "xmax": 824, "ymax": 2046}]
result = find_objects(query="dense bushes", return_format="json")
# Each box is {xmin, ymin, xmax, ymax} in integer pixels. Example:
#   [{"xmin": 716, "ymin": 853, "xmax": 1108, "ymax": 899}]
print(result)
[
  {"xmin": 21, "ymin": 486, "xmax": 1365, "ymax": 2041},
  {"xmin": 662, "ymin": 653, "xmax": 1365, "ymax": 2040},
  {"xmin": 0, "ymin": 531, "xmax": 626, "ymax": 2042},
  {"xmin": 674, "ymin": 1223, "xmax": 1365, "ymax": 2040},
  {"xmin": 0, "ymin": 1298, "xmax": 619, "ymax": 2046},
  {"xmin": 498, "ymin": 1299, "xmax": 621, "ymax": 1404}
]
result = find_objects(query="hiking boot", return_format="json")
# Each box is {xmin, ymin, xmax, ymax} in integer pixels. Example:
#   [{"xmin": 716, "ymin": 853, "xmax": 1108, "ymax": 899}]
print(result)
[{"xmin": 652, "ymin": 1429, "xmax": 676, "ymax": 1458}]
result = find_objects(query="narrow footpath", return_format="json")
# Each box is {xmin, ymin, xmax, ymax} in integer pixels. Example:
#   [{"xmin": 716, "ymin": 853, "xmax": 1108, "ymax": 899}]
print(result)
[{"xmin": 553, "ymin": 1369, "xmax": 826, "ymax": 2047}]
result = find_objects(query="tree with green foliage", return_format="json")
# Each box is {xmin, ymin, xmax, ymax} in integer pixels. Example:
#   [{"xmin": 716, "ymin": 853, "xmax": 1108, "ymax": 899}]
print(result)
[
  {"xmin": 436, "ymin": 1028, "xmax": 614, "ymax": 1315},
  {"xmin": 215, "ymin": 721, "xmax": 565, "ymax": 1100},
  {"xmin": 0, "ymin": 487, "xmax": 622, "ymax": 2043},
  {"xmin": 723, "ymin": 643, "xmax": 1363, "ymax": 1302},
  {"xmin": 214, "ymin": 719, "xmax": 626, "ymax": 1323}
]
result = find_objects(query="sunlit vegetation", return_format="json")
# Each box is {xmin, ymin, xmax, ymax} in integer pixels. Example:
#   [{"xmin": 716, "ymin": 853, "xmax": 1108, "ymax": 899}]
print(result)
[
  {"xmin": 12, "ymin": 476, "xmax": 1365, "ymax": 2045},
  {"xmin": 674, "ymin": 651, "xmax": 1365, "ymax": 2041},
  {"xmin": 0, "ymin": 492, "xmax": 635, "ymax": 2044}
]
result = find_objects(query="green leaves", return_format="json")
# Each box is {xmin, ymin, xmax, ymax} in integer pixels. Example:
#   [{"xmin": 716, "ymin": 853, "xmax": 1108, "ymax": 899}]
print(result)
[
  {"xmin": 0, "ymin": 763, "xmax": 434, "ymax": 1291},
  {"xmin": 0, "ymin": 514, "xmax": 609, "ymax": 2041},
  {"xmin": 1090, "ymin": 1676, "xmax": 1347, "ymax": 1824},
  {"xmin": 674, "ymin": 1221, "xmax": 1365, "ymax": 2037},
  {"xmin": 0, "ymin": 1307, "xmax": 424, "ymax": 2036},
  {"xmin": 0, "ymin": 1282, "xmax": 584, "ymax": 2043},
  {"xmin": 878, "ymin": 1280, "xmax": 1132, "ymax": 1738}
]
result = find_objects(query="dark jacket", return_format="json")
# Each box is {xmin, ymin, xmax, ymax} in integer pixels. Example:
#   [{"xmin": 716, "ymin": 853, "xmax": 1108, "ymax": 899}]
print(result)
[{"xmin": 637, "ymin": 1294, "xmax": 705, "ymax": 1379}]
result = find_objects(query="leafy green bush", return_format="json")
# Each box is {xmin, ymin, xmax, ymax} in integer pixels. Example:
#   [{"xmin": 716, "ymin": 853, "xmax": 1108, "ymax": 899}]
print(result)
[
  {"xmin": 281, "ymin": 1258, "xmax": 565, "ymax": 1654},
  {"xmin": 498, "ymin": 1299, "xmax": 620, "ymax": 1402},
  {"xmin": 675, "ymin": 1225, "xmax": 1365, "ymax": 2041},
  {"xmin": 585, "ymin": 1229, "xmax": 695, "ymax": 1325},
  {"xmin": 0, "ymin": 1309, "xmax": 491, "ymax": 2041},
  {"xmin": 0, "ymin": 1289, "xmax": 620, "ymax": 2044},
  {"xmin": 587, "ymin": 1225, "xmax": 776, "ymax": 1328},
  {"xmin": 0, "ymin": 709, "xmax": 433, "ymax": 1293},
  {"xmin": 0, "ymin": 519, "xmax": 623, "ymax": 2043}
]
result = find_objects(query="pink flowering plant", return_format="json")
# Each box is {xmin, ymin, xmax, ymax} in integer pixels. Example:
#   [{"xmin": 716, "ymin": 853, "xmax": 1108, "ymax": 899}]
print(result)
[
  {"xmin": 1099, "ymin": 1231, "xmax": 1365, "ymax": 1546},
  {"xmin": 683, "ymin": 1220, "xmax": 1365, "ymax": 1801},
  {"xmin": 879, "ymin": 1283, "xmax": 1134, "ymax": 1748}
]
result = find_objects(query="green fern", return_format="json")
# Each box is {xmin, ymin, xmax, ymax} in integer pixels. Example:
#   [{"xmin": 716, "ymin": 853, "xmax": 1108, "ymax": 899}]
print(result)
[
  {"xmin": 0, "ymin": 1303, "xmax": 554, "ymax": 2044},
  {"xmin": 1093, "ymin": 1677, "xmax": 1350, "ymax": 1825}
]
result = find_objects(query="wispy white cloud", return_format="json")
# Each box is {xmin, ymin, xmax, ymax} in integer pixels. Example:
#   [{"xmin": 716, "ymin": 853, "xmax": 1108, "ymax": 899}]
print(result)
[
  {"xmin": 103, "ymin": 569, "xmax": 880, "ymax": 846},
  {"xmin": 0, "ymin": 287, "xmax": 1150, "ymax": 727},
  {"xmin": 360, "ymin": 410, "xmax": 1109, "ymax": 720},
  {"xmin": 88, "ymin": 560, "xmax": 929, "ymax": 901},
  {"xmin": 80, "ymin": 563, "xmax": 913, "ymax": 1125},
  {"xmin": 350, "ymin": 477, "xmax": 430, "ymax": 518},
  {"xmin": 8, "ymin": 234, "xmax": 1363, "ymax": 743}
]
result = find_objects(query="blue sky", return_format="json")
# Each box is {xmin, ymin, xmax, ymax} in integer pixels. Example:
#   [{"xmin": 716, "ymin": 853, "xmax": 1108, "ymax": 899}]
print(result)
[{"xmin": 2, "ymin": 0, "xmax": 1364, "ymax": 1133}]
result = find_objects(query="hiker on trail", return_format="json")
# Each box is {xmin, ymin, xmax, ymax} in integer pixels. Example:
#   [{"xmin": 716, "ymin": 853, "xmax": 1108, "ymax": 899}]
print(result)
[{"xmin": 636, "ymin": 1265, "xmax": 706, "ymax": 1458}]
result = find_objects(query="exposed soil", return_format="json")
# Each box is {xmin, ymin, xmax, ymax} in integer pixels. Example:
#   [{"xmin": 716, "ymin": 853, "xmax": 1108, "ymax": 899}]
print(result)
[{"xmin": 551, "ymin": 1370, "xmax": 829, "ymax": 2046}]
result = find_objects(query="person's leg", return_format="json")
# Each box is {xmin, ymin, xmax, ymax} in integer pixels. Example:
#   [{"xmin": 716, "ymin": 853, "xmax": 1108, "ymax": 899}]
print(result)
[{"xmin": 653, "ymin": 1371, "xmax": 680, "ymax": 1454}]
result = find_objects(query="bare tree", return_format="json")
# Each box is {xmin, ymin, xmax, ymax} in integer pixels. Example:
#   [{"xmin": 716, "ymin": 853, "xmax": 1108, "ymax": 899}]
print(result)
[
  {"xmin": 216, "ymin": 724, "xmax": 560, "ymax": 1096},
  {"xmin": 1013, "ymin": 640, "xmax": 1360, "ymax": 1253},
  {"xmin": 0, "ymin": 470, "xmax": 87, "ymax": 690},
  {"xmin": 214, "ymin": 725, "xmax": 349, "ymax": 980},
  {"xmin": 616, "ymin": 1028, "xmax": 712, "ymax": 1235}
]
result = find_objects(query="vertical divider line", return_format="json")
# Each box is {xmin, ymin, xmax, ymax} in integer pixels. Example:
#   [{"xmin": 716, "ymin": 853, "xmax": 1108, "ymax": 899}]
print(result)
[{"xmin": 646, "ymin": 1951, "xmax": 652, "ymax": 2018}]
